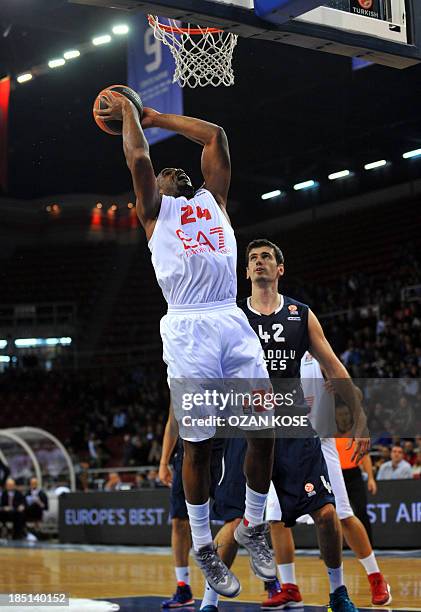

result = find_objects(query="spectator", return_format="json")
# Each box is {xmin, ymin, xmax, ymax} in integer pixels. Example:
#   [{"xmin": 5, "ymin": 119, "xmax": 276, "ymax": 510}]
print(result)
[
  {"xmin": 394, "ymin": 397, "xmax": 415, "ymax": 432},
  {"xmin": 412, "ymin": 451, "xmax": 421, "ymax": 479},
  {"xmin": 148, "ymin": 439, "xmax": 162, "ymax": 464},
  {"xmin": 104, "ymin": 472, "xmax": 123, "ymax": 491},
  {"xmin": 401, "ymin": 377, "xmax": 419, "ymax": 397},
  {"xmin": 377, "ymin": 446, "xmax": 413, "ymax": 480},
  {"xmin": 25, "ymin": 477, "xmax": 49, "ymax": 523},
  {"xmin": 402, "ymin": 440, "xmax": 416, "ymax": 466},
  {"xmin": 112, "ymin": 408, "xmax": 127, "ymax": 432},
  {"xmin": 78, "ymin": 462, "xmax": 91, "ymax": 492},
  {"xmin": 130, "ymin": 436, "xmax": 149, "ymax": 466},
  {"xmin": 122, "ymin": 434, "xmax": 134, "ymax": 466},
  {"xmin": 373, "ymin": 446, "xmax": 390, "ymax": 476},
  {"xmin": 146, "ymin": 469, "xmax": 160, "ymax": 488},
  {"xmin": 0, "ymin": 478, "xmax": 26, "ymax": 539},
  {"xmin": 88, "ymin": 433, "xmax": 102, "ymax": 467},
  {"xmin": 134, "ymin": 473, "xmax": 147, "ymax": 489}
]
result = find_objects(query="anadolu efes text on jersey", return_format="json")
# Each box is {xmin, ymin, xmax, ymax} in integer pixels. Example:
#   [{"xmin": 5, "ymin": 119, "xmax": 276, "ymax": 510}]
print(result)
[{"xmin": 148, "ymin": 189, "xmax": 237, "ymax": 305}]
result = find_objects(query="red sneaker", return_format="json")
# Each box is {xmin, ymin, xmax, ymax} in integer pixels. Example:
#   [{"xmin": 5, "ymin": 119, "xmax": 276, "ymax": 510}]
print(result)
[
  {"xmin": 261, "ymin": 583, "xmax": 304, "ymax": 610},
  {"xmin": 368, "ymin": 572, "xmax": 392, "ymax": 606}
]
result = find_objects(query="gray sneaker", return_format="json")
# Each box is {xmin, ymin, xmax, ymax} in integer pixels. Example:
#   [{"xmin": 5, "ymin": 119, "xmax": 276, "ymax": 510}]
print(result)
[
  {"xmin": 234, "ymin": 520, "xmax": 277, "ymax": 581},
  {"xmin": 192, "ymin": 543, "xmax": 241, "ymax": 598}
]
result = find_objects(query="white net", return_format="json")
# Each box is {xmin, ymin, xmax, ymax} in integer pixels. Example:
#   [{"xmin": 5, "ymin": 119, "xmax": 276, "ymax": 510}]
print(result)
[{"xmin": 148, "ymin": 16, "xmax": 238, "ymax": 88}]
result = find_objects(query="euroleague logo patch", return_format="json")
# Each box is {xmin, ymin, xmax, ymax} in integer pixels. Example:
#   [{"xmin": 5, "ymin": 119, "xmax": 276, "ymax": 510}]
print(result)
[
  {"xmin": 358, "ymin": 0, "xmax": 373, "ymax": 8},
  {"xmin": 288, "ymin": 303, "xmax": 301, "ymax": 321},
  {"xmin": 305, "ymin": 482, "xmax": 316, "ymax": 497}
]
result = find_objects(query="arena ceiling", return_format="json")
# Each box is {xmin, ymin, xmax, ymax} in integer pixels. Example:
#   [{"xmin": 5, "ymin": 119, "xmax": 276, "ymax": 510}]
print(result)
[{"xmin": 1, "ymin": 0, "xmax": 421, "ymax": 225}]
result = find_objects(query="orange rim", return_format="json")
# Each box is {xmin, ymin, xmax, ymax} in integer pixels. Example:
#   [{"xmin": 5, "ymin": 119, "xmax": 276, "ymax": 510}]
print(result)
[{"xmin": 147, "ymin": 14, "xmax": 223, "ymax": 35}]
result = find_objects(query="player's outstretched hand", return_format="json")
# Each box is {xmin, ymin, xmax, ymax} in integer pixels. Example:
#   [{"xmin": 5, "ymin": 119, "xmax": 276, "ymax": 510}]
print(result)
[
  {"xmin": 349, "ymin": 437, "xmax": 370, "ymax": 463},
  {"xmin": 159, "ymin": 463, "xmax": 173, "ymax": 487},
  {"xmin": 141, "ymin": 107, "xmax": 160, "ymax": 129}
]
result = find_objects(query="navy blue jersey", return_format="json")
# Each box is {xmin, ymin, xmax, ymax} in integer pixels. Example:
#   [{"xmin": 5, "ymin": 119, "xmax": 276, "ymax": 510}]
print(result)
[{"xmin": 238, "ymin": 295, "xmax": 309, "ymax": 379}]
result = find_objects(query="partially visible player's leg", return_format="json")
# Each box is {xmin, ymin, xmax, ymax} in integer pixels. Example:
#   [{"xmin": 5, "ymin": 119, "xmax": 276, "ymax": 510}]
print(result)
[
  {"xmin": 202, "ymin": 442, "xmax": 245, "ymax": 612},
  {"xmin": 215, "ymin": 519, "xmax": 241, "ymax": 567},
  {"xmin": 200, "ymin": 519, "xmax": 242, "ymax": 612},
  {"xmin": 183, "ymin": 439, "xmax": 212, "ymax": 505},
  {"xmin": 244, "ymin": 433, "xmax": 274, "ymax": 495},
  {"xmin": 172, "ymin": 517, "xmax": 191, "ymax": 578},
  {"xmin": 261, "ymin": 482, "xmax": 303, "ymax": 609},
  {"xmin": 312, "ymin": 503, "xmax": 342, "ymax": 569},
  {"xmin": 162, "ymin": 444, "xmax": 194, "ymax": 610},
  {"xmin": 310, "ymin": 503, "xmax": 360, "ymax": 612},
  {"xmin": 162, "ymin": 518, "xmax": 194, "ymax": 610},
  {"xmin": 341, "ymin": 516, "xmax": 391, "ymax": 606},
  {"xmin": 321, "ymin": 438, "xmax": 392, "ymax": 606},
  {"xmin": 234, "ymin": 432, "xmax": 277, "ymax": 581},
  {"xmin": 261, "ymin": 522, "xmax": 303, "ymax": 610},
  {"xmin": 183, "ymin": 439, "xmax": 240, "ymax": 598}
]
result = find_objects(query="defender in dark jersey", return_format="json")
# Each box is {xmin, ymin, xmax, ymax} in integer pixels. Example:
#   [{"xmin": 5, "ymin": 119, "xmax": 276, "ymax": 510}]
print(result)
[{"xmin": 207, "ymin": 240, "xmax": 369, "ymax": 612}]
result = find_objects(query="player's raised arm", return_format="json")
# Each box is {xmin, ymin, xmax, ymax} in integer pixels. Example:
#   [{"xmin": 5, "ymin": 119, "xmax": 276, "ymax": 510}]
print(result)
[
  {"xmin": 147, "ymin": 111, "xmax": 231, "ymax": 208},
  {"xmin": 307, "ymin": 309, "xmax": 370, "ymax": 461},
  {"xmin": 94, "ymin": 94, "xmax": 161, "ymax": 235}
]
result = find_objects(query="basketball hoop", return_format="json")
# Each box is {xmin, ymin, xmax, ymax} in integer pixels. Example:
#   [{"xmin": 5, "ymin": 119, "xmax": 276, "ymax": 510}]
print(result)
[{"xmin": 148, "ymin": 15, "xmax": 238, "ymax": 88}]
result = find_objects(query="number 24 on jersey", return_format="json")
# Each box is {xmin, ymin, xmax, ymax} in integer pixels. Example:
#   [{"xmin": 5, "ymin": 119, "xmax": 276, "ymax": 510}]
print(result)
[{"xmin": 181, "ymin": 205, "xmax": 211, "ymax": 225}]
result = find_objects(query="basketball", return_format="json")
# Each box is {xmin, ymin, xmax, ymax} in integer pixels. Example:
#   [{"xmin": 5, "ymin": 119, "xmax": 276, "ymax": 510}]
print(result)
[{"xmin": 93, "ymin": 85, "xmax": 143, "ymax": 135}]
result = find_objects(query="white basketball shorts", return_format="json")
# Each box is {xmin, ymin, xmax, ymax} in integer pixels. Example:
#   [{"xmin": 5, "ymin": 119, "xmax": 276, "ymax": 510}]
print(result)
[
  {"xmin": 266, "ymin": 437, "xmax": 354, "ymax": 522},
  {"xmin": 161, "ymin": 298, "xmax": 271, "ymax": 442}
]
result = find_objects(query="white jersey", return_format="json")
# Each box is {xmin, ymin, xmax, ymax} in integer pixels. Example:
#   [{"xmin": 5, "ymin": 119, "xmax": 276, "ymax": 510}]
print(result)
[
  {"xmin": 148, "ymin": 188, "xmax": 237, "ymax": 306},
  {"xmin": 300, "ymin": 352, "xmax": 336, "ymax": 438}
]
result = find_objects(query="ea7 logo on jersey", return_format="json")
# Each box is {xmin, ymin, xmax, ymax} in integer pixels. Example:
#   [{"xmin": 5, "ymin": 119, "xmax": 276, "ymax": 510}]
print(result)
[{"xmin": 176, "ymin": 227, "xmax": 230, "ymax": 257}]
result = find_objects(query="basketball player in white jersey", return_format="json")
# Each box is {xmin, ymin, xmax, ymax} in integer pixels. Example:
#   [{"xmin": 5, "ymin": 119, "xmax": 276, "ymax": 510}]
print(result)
[
  {"xmin": 265, "ymin": 353, "xmax": 392, "ymax": 607},
  {"xmin": 95, "ymin": 94, "xmax": 276, "ymax": 597}
]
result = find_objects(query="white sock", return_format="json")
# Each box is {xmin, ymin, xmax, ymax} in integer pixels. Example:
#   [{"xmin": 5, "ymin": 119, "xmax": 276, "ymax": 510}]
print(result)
[
  {"xmin": 327, "ymin": 564, "xmax": 344, "ymax": 593},
  {"xmin": 278, "ymin": 562, "xmax": 296, "ymax": 585},
  {"xmin": 244, "ymin": 484, "xmax": 268, "ymax": 526},
  {"xmin": 175, "ymin": 566, "xmax": 190, "ymax": 585},
  {"xmin": 200, "ymin": 581, "xmax": 219, "ymax": 610},
  {"xmin": 359, "ymin": 552, "xmax": 380, "ymax": 575},
  {"xmin": 185, "ymin": 500, "xmax": 212, "ymax": 551}
]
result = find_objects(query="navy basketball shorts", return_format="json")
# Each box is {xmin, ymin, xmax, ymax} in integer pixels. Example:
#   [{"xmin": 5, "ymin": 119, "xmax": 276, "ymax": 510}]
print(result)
[
  {"xmin": 211, "ymin": 437, "xmax": 247, "ymax": 522},
  {"xmin": 212, "ymin": 437, "xmax": 335, "ymax": 525},
  {"xmin": 170, "ymin": 442, "xmax": 188, "ymax": 520},
  {"xmin": 170, "ymin": 439, "xmax": 225, "ymax": 520},
  {"xmin": 267, "ymin": 437, "xmax": 335, "ymax": 527}
]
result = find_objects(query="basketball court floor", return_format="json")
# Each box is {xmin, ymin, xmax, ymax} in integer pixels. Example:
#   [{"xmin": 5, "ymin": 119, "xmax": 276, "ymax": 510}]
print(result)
[{"xmin": 0, "ymin": 542, "xmax": 419, "ymax": 611}]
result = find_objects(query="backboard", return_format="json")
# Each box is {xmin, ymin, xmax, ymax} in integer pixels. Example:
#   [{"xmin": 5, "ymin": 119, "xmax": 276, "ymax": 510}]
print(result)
[{"xmin": 70, "ymin": 0, "xmax": 421, "ymax": 68}]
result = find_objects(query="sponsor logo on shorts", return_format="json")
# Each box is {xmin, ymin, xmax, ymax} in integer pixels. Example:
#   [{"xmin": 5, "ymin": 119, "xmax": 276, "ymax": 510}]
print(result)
[
  {"xmin": 321, "ymin": 475, "xmax": 333, "ymax": 494},
  {"xmin": 305, "ymin": 482, "xmax": 316, "ymax": 497}
]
